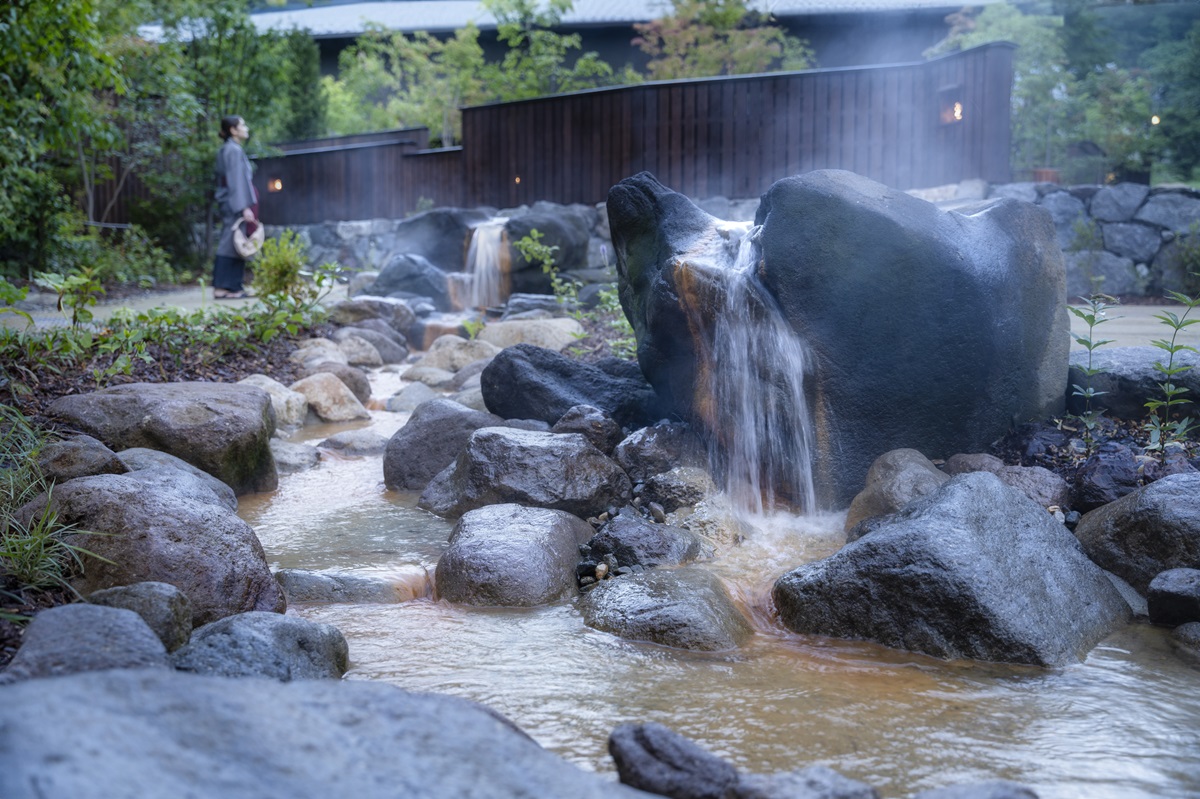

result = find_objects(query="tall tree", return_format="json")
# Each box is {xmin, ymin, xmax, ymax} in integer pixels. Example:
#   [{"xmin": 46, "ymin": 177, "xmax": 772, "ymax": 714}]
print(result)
[
  {"xmin": 1146, "ymin": 20, "xmax": 1200, "ymax": 180},
  {"xmin": 632, "ymin": 0, "xmax": 814, "ymax": 80},
  {"xmin": 276, "ymin": 28, "xmax": 328, "ymax": 142}
]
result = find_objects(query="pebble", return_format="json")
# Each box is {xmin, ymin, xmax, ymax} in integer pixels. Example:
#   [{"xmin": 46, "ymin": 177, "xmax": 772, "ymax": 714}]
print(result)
[
  {"xmin": 580, "ymin": 576, "xmax": 596, "ymax": 587},
  {"xmin": 615, "ymin": 566, "xmax": 633, "ymax": 577},
  {"xmin": 594, "ymin": 563, "xmax": 609, "ymax": 580},
  {"xmin": 648, "ymin": 502, "xmax": 666, "ymax": 523}
]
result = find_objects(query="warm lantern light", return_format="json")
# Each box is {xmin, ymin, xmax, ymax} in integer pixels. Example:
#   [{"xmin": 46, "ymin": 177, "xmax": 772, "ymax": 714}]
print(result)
[
  {"xmin": 268, "ymin": 178, "xmax": 283, "ymax": 192},
  {"xmin": 1151, "ymin": 115, "xmax": 1161, "ymax": 125},
  {"xmin": 938, "ymin": 86, "xmax": 965, "ymax": 125},
  {"xmin": 515, "ymin": 176, "xmax": 521, "ymax": 184}
]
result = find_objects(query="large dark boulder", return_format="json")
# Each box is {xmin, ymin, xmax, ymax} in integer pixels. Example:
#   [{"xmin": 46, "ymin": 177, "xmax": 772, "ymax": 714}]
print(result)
[
  {"xmin": 435, "ymin": 504, "xmax": 594, "ymax": 606},
  {"xmin": 608, "ymin": 721, "xmax": 738, "ymax": 799},
  {"xmin": 773, "ymin": 472, "xmax": 1130, "ymax": 666},
  {"xmin": 15, "ymin": 474, "xmax": 285, "ymax": 627},
  {"xmin": 418, "ymin": 427, "xmax": 632, "ymax": 520},
  {"xmin": 586, "ymin": 508, "xmax": 710, "ymax": 569},
  {"xmin": 369, "ymin": 253, "xmax": 451, "ymax": 310},
  {"xmin": 608, "ymin": 171, "xmax": 1068, "ymax": 508},
  {"xmin": 505, "ymin": 211, "xmax": 590, "ymax": 294},
  {"xmin": 1073, "ymin": 473, "xmax": 1200, "ymax": 593},
  {"xmin": 383, "ymin": 399, "xmax": 503, "ymax": 491},
  {"xmin": 0, "ymin": 669, "xmax": 650, "ymax": 799},
  {"xmin": 47, "ymin": 382, "xmax": 277, "ymax": 495},
  {"xmin": 481, "ymin": 343, "xmax": 664, "ymax": 429}
]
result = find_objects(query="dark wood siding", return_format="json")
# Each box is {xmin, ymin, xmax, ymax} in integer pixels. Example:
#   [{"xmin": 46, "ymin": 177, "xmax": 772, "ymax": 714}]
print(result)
[{"xmin": 107, "ymin": 43, "xmax": 1014, "ymax": 225}]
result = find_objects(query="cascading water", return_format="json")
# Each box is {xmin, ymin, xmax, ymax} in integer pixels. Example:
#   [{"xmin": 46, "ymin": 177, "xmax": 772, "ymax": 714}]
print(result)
[
  {"xmin": 451, "ymin": 217, "xmax": 509, "ymax": 310},
  {"xmin": 706, "ymin": 224, "xmax": 817, "ymax": 517}
]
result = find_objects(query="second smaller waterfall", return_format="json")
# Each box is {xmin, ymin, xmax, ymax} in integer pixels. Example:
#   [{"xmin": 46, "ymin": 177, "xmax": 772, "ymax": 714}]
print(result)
[{"xmin": 452, "ymin": 218, "xmax": 509, "ymax": 310}]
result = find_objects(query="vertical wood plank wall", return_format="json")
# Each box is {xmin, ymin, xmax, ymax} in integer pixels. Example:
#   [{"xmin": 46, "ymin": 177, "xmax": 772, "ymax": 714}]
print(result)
[{"xmin": 250, "ymin": 43, "xmax": 1012, "ymax": 225}]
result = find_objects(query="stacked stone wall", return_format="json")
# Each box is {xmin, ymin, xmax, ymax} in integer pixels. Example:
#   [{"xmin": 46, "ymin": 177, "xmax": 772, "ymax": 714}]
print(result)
[
  {"xmin": 269, "ymin": 181, "xmax": 1200, "ymax": 301},
  {"xmin": 988, "ymin": 182, "xmax": 1200, "ymax": 299}
]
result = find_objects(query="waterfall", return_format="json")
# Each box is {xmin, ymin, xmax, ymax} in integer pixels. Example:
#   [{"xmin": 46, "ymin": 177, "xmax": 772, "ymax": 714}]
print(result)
[
  {"xmin": 707, "ymin": 225, "xmax": 817, "ymax": 517},
  {"xmin": 451, "ymin": 218, "xmax": 509, "ymax": 310}
]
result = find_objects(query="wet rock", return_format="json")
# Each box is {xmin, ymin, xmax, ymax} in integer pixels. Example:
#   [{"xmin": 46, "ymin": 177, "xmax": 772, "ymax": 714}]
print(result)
[
  {"xmin": 1073, "ymin": 473, "xmax": 1200, "ymax": 593},
  {"xmin": 502, "ymin": 293, "xmax": 571, "ymax": 318},
  {"xmin": 302, "ymin": 361, "xmax": 372, "ymax": 405},
  {"xmin": 124, "ymin": 465, "xmax": 238, "ymax": 512},
  {"xmin": 944, "ymin": 452, "xmax": 1070, "ymax": 510},
  {"xmin": 117, "ymin": 447, "xmax": 238, "ymax": 509},
  {"xmin": 289, "ymin": 373, "xmax": 371, "ymax": 423},
  {"xmin": 608, "ymin": 721, "xmax": 738, "ymax": 798},
  {"xmin": 551, "ymin": 404, "xmax": 624, "ymax": 454},
  {"xmin": 587, "ymin": 508, "xmax": 711, "ymax": 569},
  {"xmin": 333, "ymin": 326, "xmax": 408, "ymax": 364},
  {"xmin": 449, "ymin": 384, "xmax": 487, "ymax": 411},
  {"xmin": 667, "ymin": 493, "xmax": 748, "ymax": 548},
  {"xmin": 419, "ymin": 427, "xmax": 632, "ymax": 520},
  {"xmin": 87, "ymin": 582, "xmax": 193, "ymax": 653},
  {"xmin": 275, "ymin": 568, "xmax": 427, "ymax": 604},
  {"xmin": 844, "ymin": 449, "xmax": 948, "ymax": 534},
  {"xmin": 345, "ymin": 317, "xmax": 409, "ymax": 349},
  {"xmin": 448, "ymin": 357, "xmax": 494, "ymax": 391},
  {"xmin": 0, "ymin": 669, "xmax": 647, "ymax": 798},
  {"xmin": 732, "ymin": 766, "xmax": 879, "ymax": 799},
  {"xmin": 327, "ymin": 296, "xmax": 416, "ymax": 332},
  {"xmin": 614, "ymin": 421, "xmax": 703, "ymax": 483},
  {"xmin": 774, "ymin": 473, "xmax": 1130, "ymax": 666},
  {"xmin": 290, "ymin": 337, "xmax": 347, "ymax": 369},
  {"xmin": 404, "ymin": 365, "xmax": 458, "ymax": 389},
  {"xmin": 390, "ymin": 207, "xmax": 493, "ymax": 272},
  {"xmin": 35, "ymin": 434, "xmax": 128, "ymax": 483},
  {"xmin": 1147, "ymin": 569, "xmax": 1200, "ymax": 627},
  {"xmin": 48, "ymin": 382, "xmax": 277, "ymax": 496},
  {"xmin": 383, "ymin": 398, "xmax": 503, "ymax": 491},
  {"xmin": 579, "ymin": 566, "xmax": 753, "ymax": 651},
  {"xmin": 1073, "ymin": 441, "xmax": 1141, "ymax": 512},
  {"xmin": 319, "ymin": 429, "xmax": 389, "ymax": 456},
  {"xmin": 1, "ymin": 604, "xmax": 169, "ymax": 683},
  {"xmin": 336, "ymin": 333, "xmax": 383, "ymax": 367},
  {"xmin": 369, "ymin": 252, "xmax": 451, "ymax": 309},
  {"xmin": 385, "ymin": 381, "xmax": 441, "ymax": 412},
  {"xmin": 269, "ymin": 439, "xmax": 321, "ymax": 474},
  {"xmin": 477, "ymin": 318, "xmax": 586, "ymax": 352},
  {"xmin": 14, "ymin": 474, "xmax": 285, "ymax": 626},
  {"xmin": 435, "ymin": 504, "xmax": 593, "ymax": 606},
  {"xmin": 481, "ymin": 343, "xmax": 665, "ymax": 428},
  {"xmin": 908, "ymin": 782, "xmax": 1039, "ymax": 799},
  {"xmin": 609, "ymin": 171, "xmax": 1068, "ymax": 508},
  {"xmin": 641, "ymin": 466, "xmax": 717, "ymax": 513},
  {"xmin": 414, "ymin": 334, "xmax": 501, "ymax": 372},
  {"xmin": 1171, "ymin": 622, "xmax": 1200, "ymax": 664},
  {"xmin": 172, "ymin": 611, "xmax": 348, "ymax": 680},
  {"xmin": 238, "ymin": 374, "xmax": 308, "ymax": 430}
]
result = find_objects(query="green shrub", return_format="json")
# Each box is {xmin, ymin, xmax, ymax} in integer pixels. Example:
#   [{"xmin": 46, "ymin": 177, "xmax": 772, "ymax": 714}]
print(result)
[{"xmin": 251, "ymin": 230, "xmax": 339, "ymax": 314}]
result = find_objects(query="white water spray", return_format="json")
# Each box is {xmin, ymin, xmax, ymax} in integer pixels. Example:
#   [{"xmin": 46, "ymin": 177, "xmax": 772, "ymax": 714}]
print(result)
[{"xmin": 707, "ymin": 225, "xmax": 817, "ymax": 517}]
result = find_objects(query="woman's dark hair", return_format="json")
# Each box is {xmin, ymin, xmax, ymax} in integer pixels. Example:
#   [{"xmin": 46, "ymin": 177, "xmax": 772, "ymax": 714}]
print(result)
[{"xmin": 219, "ymin": 116, "xmax": 243, "ymax": 141}]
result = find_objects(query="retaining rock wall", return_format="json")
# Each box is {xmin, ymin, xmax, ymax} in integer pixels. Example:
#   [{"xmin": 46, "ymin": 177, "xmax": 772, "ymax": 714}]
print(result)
[{"xmin": 271, "ymin": 181, "xmax": 1200, "ymax": 301}]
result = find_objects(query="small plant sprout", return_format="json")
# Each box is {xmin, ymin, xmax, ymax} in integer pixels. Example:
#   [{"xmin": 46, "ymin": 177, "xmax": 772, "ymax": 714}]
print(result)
[
  {"xmin": 1068, "ymin": 293, "xmax": 1119, "ymax": 454},
  {"xmin": 461, "ymin": 316, "xmax": 485, "ymax": 340},
  {"xmin": 1143, "ymin": 288, "xmax": 1200, "ymax": 453}
]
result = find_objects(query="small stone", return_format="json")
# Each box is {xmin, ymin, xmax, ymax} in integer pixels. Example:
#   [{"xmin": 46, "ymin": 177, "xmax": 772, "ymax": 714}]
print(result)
[
  {"xmin": 598, "ymin": 512, "xmax": 610, "ymax": 523},
  {"xmin": 633, "ymin": 496, "xmax": 643, "ymax": 508},
  {"xmin": 648, "ymin": 502, "xmax": 666, "ymax": 523},
  {"xmin": 579, "ymin": 544, "xmax": 593, "ymax": 557},
  {"xmin": 594, "ymin": 563, "xmax": 609, "ymax": 580},
  {"xmin": 580, "ymin": 577, "xmax": 596, "ymax": 587},
  {"xmin": 602, "ymin": 554, "xmax": 619, "ymax": 571},
  {"xmin": 1065, "ymin": 510, "xmax": 1081, "ymax": 529},
  {"xmin": 616, "ymin": 566, "xmax": 633, "ymax": 576},
  {"xmin": 631, "ymin": 564, "xmax": 645, "ymax": 574},
  {"xmin": 587, "ymin": 517, "xmax": 603, "ymax": 527}
]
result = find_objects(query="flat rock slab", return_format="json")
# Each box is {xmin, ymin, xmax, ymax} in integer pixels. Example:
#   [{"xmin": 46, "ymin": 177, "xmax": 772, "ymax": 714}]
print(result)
[
  {"xmin": 0, "ymin": 669, "xmax": 649, "ymax": 799},
  {"xmin": 48, "ymin": 382, "xmax": 277, "ymax": 495}
]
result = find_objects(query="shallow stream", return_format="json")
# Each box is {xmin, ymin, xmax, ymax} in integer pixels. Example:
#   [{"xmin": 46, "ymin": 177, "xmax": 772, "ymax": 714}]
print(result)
[{"xmin": 238, "ymin": 370, "xmax": 1200, "ymax": 799}]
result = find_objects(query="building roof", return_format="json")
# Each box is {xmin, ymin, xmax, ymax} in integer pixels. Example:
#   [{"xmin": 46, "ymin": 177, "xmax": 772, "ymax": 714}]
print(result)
[{"xmin": 226, "ymin": 0, "xmax": 998, "ymax": 39}]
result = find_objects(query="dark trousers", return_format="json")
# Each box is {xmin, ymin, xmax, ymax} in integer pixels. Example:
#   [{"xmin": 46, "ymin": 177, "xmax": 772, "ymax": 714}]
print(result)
[{"xmin": 213, "ymin": 255, "xmax": 245, "ymax": 292}]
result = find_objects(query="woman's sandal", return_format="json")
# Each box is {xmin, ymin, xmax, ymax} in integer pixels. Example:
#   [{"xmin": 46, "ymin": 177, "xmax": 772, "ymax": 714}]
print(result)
[{"xmin": 216, "ymin": 291, "xmax": 246, "ymax": 300}]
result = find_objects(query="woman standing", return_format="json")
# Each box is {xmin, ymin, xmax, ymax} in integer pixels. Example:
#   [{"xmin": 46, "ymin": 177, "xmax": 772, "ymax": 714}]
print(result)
[{"xmin": 213, "ymin": 115, "xmax": 258, "ymax": 299}]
